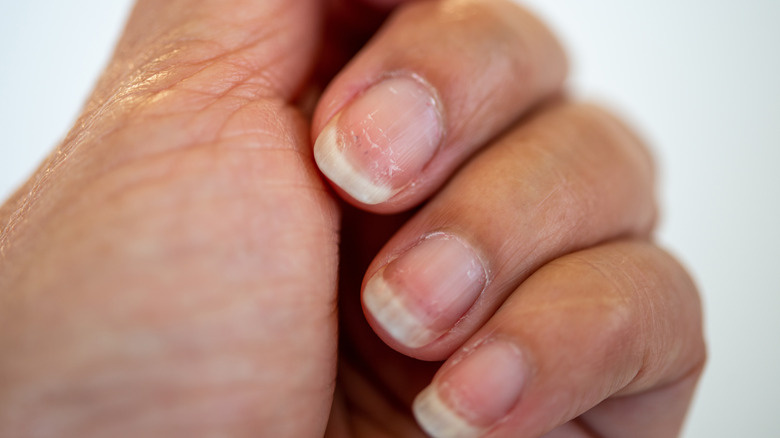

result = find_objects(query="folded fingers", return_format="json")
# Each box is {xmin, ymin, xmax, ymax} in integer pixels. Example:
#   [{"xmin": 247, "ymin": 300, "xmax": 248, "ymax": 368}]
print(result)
[
  {"xmin": 362, "ymin": 102, "xmax": 657, "ymax": 356},
  {"xmin": 413, "ymin": 240, "xmax": 704, "ymax": 438}
]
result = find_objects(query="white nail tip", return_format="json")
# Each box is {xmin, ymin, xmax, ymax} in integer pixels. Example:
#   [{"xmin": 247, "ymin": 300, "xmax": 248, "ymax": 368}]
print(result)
[
  {"xmin": 363, "ymin": 273, "xmax": 439, "ymax": 349},
  {"xmin": 313, "ymin": 121, "xmax": 397, "ymax": 205},
  {"xmin": 413, "ymin": 385, "xmax": 485, "ymax": 438}
]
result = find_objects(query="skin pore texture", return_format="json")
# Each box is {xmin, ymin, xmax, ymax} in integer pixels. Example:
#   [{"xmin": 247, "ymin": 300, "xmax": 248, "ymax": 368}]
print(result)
[{"xmin": 0, "ymin": 0, "xmax": 704, "ymax": 437}]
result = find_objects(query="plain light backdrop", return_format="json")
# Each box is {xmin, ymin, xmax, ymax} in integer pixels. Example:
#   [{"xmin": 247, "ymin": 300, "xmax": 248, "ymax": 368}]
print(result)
[{"xmin": 1, "ymin": 1, "xmax": 778, "ymax": 436}]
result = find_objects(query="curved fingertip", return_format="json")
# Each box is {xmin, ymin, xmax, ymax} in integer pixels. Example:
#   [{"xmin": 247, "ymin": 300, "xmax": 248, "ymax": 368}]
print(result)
[
  {"xmin": 413, "ymin": 339, "xmax": 528, "ymax": 438},
  {"xmin": 413, "ymin": 386, "xmax": 484, "ymax": 438},
  {"xmin": 363, "ymin": 268, "xmax": 440, "ymax": 348},
  {"xmin": 313, "ymin": 0, "xmax": 568, "ymax": 212},
  {"xmin": 362, "ymin": 232, "xmax": 487, "ymax": 351}
]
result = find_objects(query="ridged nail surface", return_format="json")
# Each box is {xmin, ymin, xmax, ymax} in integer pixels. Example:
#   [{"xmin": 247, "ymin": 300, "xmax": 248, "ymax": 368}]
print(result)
[{"xmin": 314, "ymin": 76, "xmax": 443, "ymax": 204}]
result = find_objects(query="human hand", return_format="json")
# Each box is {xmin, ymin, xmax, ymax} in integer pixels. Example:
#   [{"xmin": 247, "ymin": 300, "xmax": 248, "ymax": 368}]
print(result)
[
  {"xmin": 1, "ymin": 0, "xmax": 344, "ymax": 435},
  {"xmin": 311, "ymin": 1, "xmax": 705, "ymax": 436},
  {"xmin": 0, "ymin": 1, "xmax": 705, "ymax": 437}
]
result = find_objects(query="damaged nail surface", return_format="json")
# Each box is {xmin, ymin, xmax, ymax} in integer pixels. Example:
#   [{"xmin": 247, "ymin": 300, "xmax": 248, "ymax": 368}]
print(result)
[{"xmin": 314, "ymin": 75, "xmax": 443, "ymax": 204}]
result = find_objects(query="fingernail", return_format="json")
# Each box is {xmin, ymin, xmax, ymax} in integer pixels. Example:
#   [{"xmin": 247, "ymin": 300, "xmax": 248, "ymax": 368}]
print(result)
[
  {"xmin": 314, "ymin": 75, "xmax": 443, "ymax": 204},
  {"xmin": 413, "ymin": 340, "xmax": 527, "ymax": 438},
  {"xmin": 363, "ymin": 233, "xmax": 486, "ymax": 348}
]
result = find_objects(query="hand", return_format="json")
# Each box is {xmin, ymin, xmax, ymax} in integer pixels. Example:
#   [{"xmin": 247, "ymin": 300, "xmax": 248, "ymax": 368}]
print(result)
[
  {"xmin": 311, "ymin": 1, "xmax": 705, "ymax": 435},
  {"xmin": 0, "ymin": 1, "xmax": 705, "ymax": 438},
  {"xmin": 1, "ymin": 0, "xmax": 342, "ymax": 435}
]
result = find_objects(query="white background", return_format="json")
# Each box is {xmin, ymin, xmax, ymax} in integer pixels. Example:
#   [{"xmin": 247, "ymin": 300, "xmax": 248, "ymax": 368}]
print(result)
[{"xmin": 1, "ymin": 0, "xmax": 778, "ymax": 436}]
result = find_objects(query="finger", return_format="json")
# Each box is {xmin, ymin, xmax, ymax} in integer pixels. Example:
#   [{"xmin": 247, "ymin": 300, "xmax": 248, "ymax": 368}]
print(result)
[
  {"xmin": 412, "ymin": 240, "xmax": 705, "ymax": 438},
  {"xmin": 311, "ymin": 0, "xmax": 567, "ymax": 210},
  {"xmin": 90, "ymin": 0, "xmax": 323, "ymax": 107},
  {"xmin": 1, "ymin": 0, "xmax": 329, "ymax": 255},
  {"xmin": 1, "ymin": 1, "xmax": 341, "ymax": 436},
  {"xmin": 361, "ymin": 103, "xmax": 657, "ymax": 356},
  {"xmin": 1, "ymin": 0, "xmax": 325, "ymax": 231},
  {"xmin": 38, "ymin": 0, "xmax": 327, "ymax": 203}
]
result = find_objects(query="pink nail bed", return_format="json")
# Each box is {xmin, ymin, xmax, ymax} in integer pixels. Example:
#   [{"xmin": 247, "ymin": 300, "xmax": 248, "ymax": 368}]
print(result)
[
  {"xmin": 414, "ymin": 340, "xmax": 527, "ymax": 438},
  {"xmin": 363, "ymin": 233, "xmax": 487, "ymax": 348},
  {"xmin": 314, "ymin": 75, "xmax": 443, "ymax": 204}
]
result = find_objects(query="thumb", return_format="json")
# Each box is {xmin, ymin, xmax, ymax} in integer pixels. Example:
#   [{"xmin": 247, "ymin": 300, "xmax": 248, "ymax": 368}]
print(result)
[
  {"xmin": 0, "ymin": 1, "xmax": 336, "ymax": 437},
  {"xmin": 95, "ymin": 0, "xmax": 324, "ymax": 103}
]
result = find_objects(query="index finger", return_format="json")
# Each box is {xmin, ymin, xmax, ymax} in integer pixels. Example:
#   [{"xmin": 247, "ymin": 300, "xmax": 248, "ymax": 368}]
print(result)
[{"xmin": 312, "ymin": 0, "xmax": 567, "ymax": 211}]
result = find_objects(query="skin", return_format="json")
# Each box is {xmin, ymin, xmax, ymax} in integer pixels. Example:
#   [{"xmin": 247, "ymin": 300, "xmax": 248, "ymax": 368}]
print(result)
[{"xmin": 0, "ymin": 0, "xmax": 705, "ymax": 437}]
